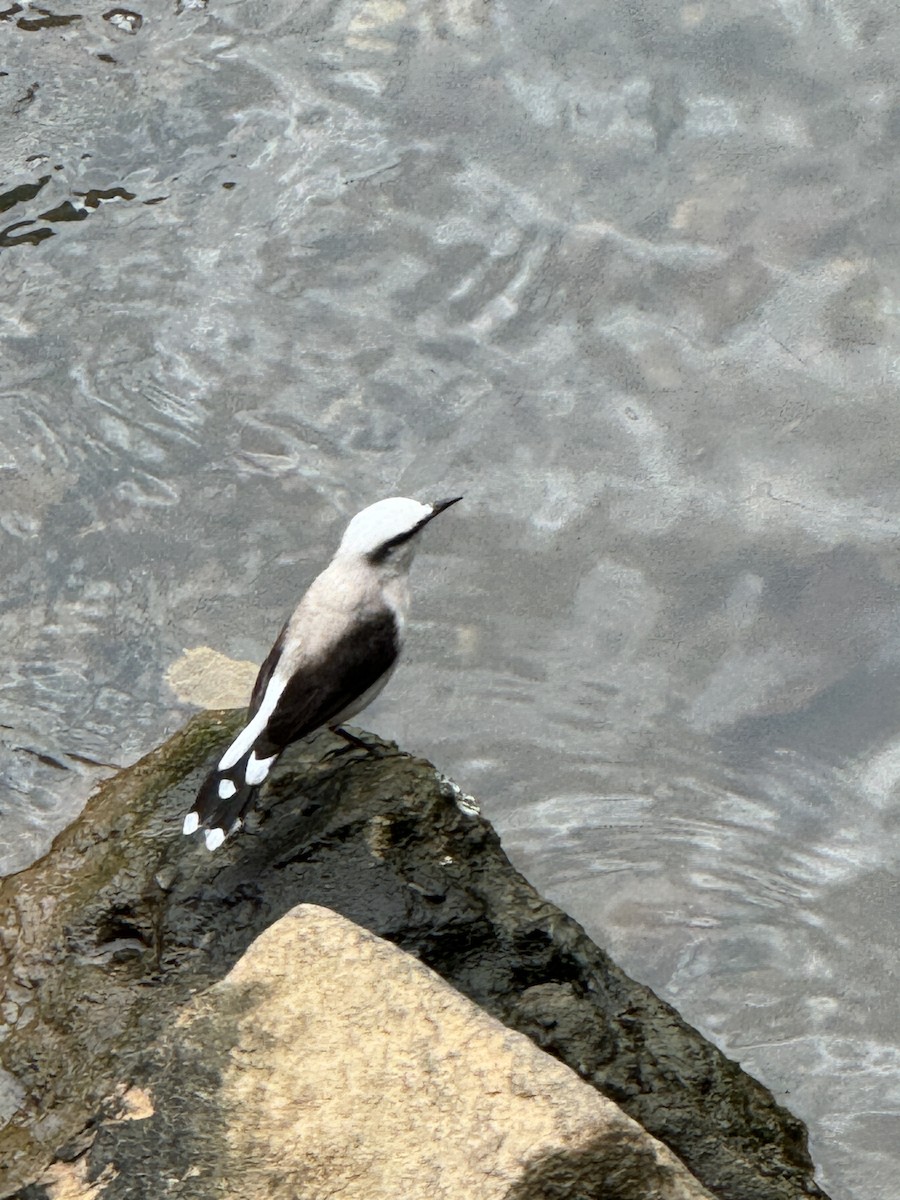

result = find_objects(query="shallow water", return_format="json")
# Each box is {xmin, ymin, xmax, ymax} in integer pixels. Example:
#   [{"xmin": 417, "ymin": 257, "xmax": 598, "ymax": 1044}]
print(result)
[{"xmin": 3, "ymin": 2, "xmax": 900, "ymax": 1196}]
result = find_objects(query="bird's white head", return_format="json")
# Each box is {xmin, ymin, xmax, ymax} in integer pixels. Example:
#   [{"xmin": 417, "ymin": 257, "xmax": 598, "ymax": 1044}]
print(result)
[{"xmin": 338, "ymin": 495, "xmax": 462, "ymax": 566}]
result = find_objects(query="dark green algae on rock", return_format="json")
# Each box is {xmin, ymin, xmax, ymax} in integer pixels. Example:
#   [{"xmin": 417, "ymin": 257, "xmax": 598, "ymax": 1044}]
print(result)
[{"xmin": 0, "ymin": 711, "xmax": 827, "ymax": 1200}]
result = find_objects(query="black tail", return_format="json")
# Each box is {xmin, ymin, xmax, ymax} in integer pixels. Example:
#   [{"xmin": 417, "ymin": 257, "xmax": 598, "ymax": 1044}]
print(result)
[{"xmin": 183, "ymin": 749, "xmax": 264, "ymax": 850}]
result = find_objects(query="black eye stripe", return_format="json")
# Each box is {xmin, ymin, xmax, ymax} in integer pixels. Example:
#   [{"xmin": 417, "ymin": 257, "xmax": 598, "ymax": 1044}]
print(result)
[
  {"xmin": 367, "ymin": 514, "xmax": 435, "ymax": 563},
  {"xmin": 366, "ymin": 498, "xmax": 462, "ymax": 564},
  {"xmin": 368, "ymin": 527, "xmax": 418, "ymax": 563}
]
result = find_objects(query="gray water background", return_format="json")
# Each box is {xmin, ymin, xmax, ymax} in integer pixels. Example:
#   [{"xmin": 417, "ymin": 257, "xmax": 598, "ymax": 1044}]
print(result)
[{"xmin": 3, "ymin": 2, "xmax": 900, "ymax": 1196}]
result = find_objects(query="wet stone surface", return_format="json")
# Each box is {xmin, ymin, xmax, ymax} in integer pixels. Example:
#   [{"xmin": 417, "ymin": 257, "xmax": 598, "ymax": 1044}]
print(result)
[{"xmin": 0, "ymin": 715, "xmax": 824, "ymax": 1200}]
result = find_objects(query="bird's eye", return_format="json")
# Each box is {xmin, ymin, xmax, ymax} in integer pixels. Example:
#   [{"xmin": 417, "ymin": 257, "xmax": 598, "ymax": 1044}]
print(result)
[{"xmin": 369, "ymin": 541, "xmax": 396, "ymax": 564}]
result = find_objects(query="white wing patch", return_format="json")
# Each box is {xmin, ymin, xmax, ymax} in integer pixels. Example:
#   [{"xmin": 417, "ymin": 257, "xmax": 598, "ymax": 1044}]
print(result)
[
  {"xmin": 218, "ymin": 673, "xmax": 288, "ymax": 770},
  {"xmin": 183, "ymin": 812, "xmax": 199, "ymax": 835},
  {"xmin": 218, "ymin": 779, "xmax": 237, "ymax": 799}
]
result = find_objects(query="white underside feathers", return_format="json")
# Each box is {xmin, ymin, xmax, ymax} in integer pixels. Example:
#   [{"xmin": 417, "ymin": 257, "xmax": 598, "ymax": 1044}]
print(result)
[
  {"xmin": 204, "ymin": 827, "xmax": 226, "ymax": 852},
  {"xmin": 245, "ymin": 751, "xmax": 276, "ymax": 785},
  {"xmin": 184, "ymin": 813, "xmax": 241, "ymax": 852}
]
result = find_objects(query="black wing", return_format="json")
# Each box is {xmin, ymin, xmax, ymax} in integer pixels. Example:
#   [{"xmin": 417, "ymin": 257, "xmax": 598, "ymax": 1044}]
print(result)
[
  {"xmin": 258, "ymin": 609, "xmax": 399, "ymax": 755},
  {"xmin": 248, "ymin": 620, "xmax": 289, "ymax": 718}
]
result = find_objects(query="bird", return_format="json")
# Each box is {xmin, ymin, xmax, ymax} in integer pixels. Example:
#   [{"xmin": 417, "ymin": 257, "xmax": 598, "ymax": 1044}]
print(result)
[{"xmin": 183, "ymin": 495, "xmax": 462, "ymax": 850}]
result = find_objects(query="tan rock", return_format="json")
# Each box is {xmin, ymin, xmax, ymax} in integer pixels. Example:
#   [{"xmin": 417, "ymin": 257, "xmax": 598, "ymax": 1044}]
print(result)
[
  {"xmin": 171, "ymin": 904, "xmax": 714, "ymax": 1200},
  {"xmin": 164, "ymin": 646, "xmax": 258, "ymax": 709}
]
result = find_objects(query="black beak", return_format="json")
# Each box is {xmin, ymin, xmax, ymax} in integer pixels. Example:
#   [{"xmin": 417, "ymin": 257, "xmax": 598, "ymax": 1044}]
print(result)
[
  {"xmin": 373, "ymin": 495, "xmax": 462, "ymax": 558},
  {"xmin": 428, "ymin": 495, "xmax": 463, "ymax": 518}
]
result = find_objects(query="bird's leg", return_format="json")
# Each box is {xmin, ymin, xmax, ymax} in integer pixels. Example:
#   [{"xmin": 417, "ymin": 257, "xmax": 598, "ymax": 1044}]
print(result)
[
  {"xmin": 333, "ymin": 726, "xmax": 375, "ymax": 751},
  {"xmin": 322, "ymin": 726, "xmax": 382, "ymax": 759}
]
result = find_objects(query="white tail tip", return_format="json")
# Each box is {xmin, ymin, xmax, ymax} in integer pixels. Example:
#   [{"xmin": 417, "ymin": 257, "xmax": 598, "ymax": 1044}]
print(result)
[
  {"xmin": 204, "ymin": 827, "xmax": 226, "ymax": 852},
  {"xmin": 182, "ymin": 812, "xmax": 200, "ymax": 836}
]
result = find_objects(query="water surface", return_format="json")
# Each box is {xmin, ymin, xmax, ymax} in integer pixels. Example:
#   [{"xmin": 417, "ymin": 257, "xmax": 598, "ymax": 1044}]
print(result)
[{"xmin": 3, "ymin": 3, "xmax": 900, "ymax": 1197}]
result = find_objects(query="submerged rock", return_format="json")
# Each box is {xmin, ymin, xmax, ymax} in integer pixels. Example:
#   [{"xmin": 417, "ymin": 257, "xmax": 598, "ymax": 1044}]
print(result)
[{"xmin": 0, "ymin": 712, "xmax": 828, "ymax": 1199}]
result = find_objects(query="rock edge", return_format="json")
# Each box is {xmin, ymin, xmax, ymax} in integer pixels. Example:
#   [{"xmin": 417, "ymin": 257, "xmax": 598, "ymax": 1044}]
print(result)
[{"xmin": 0, "ymin": 712, "xmax": 828, "ymax": 1199}]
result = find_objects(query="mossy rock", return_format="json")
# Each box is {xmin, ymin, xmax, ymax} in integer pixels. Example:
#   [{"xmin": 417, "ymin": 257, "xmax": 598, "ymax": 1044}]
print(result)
[{"xmin": 0, "ymin": 713, "xmax": 827, "ymax": 1199}]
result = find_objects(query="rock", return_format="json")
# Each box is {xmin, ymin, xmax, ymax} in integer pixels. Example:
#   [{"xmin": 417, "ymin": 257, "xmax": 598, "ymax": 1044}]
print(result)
[
  {"xmin": 0, "ymin": 712, "xmax": 828, "ymax": 1199},
  {"xmin": 24, "ymin": 905, "xmax": 716, "ymax": 1199},
  {"xmin": 164, "ymin": 647, "xmax": 259, "ymax": 710}
]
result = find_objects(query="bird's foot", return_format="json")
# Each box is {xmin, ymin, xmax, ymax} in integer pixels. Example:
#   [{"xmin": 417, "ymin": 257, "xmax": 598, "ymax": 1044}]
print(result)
[{"xmin": 322, "ymin": 727, "xmax": 390, "ymax": 761}]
